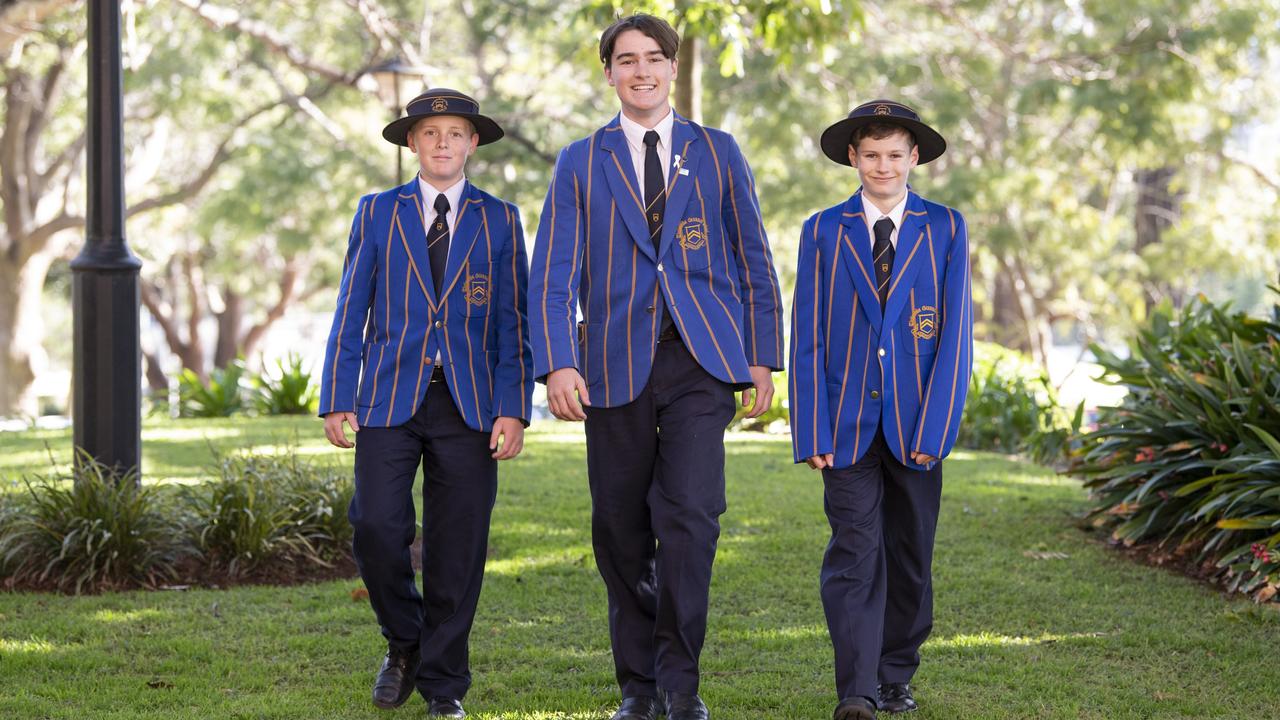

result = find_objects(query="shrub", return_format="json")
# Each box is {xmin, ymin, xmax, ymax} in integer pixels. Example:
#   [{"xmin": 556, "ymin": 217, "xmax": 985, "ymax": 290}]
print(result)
[
  {"xmin": 179, "ymin": 360, "xmax": 247, "ymax": 417},
  {"xmin": 254, "ymin": 353, "xmax": 319, "ymax": 416},
  {"xmin": 1074, "ymin": 293, "xmax": 1280, "ymax": 600},
  {"xmin": 957, "ymin": 341, "xmax": 1076, "ymax": 462},
  {"xmin": 185, "ymin": 450, "xmax": 352, "ymax": 575},
  {"xmin": 0, "ymin": 453, "xmax": 195, "ymax": 593}
]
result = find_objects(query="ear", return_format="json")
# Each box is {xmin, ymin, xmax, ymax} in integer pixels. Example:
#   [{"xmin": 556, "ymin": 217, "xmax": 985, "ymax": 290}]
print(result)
[
  {"xmin": 604, "ymin": 65, "xmax": 616, "ymax": 87},
  {"xmin": 908, "ymin": 144, "xmax": 919, "ymax": 168},
  {"xmin": 466, "ymin": 133, "xmax": 479, "ymax": 156},
  {"xmin": 671, "ymin": 56, "xmax": 678, "ymax": 80},
  {"xmin": 847, "ymin": 144, "xmax": 858, "ymax": 168},
  {"xmin": 406, "ymin": 131, "xmax": 418, "ymax": 154}
]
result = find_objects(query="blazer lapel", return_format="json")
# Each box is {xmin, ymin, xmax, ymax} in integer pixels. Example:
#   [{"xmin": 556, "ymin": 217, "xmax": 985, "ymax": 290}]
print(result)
[
  {"xmin": 836, "ymin": 192, "xmax": 884, "ymax": 333},
  {"xmin": 439, "ymin": 181, "xmax": 484, "ymax": 303},
  {"xmin": 395, "ymin": 180, "xmax": 436, "ymax": 309},
  {"xmin": 599, "ymin": 118, "xmax": 657, "ymax": 263},
  {"xmin": 657, "ymin": 115, "xmax": 702, "ymax": 260},
  {"xmin": 881, "ymin": 192, "xmax": 931, "ymax": 327}
]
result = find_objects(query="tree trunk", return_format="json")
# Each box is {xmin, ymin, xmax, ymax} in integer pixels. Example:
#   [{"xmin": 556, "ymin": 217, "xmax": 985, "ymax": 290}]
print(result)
[
  {"xmin": 214, "ymin": 289, "xmax": 242, "ymax": 369},
  {"xmin": 1134, "ymin": 166, "xmax": 1182, "ymax": 308},
  {"xmin": 675, "ymin": 35, "xmax": 701, "ymax": 123},
  {"xmin": 0, "ymin": 249, "xmax": 55, "ymax": 417}
]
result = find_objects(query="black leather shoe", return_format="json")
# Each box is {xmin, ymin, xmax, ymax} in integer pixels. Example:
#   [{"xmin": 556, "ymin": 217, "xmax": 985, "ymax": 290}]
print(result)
[
  {"xmin": 877, "ymin": 683, "xmax": 917, "ymax": 713},
  {"xmin": 609, "ymin": 695, "xmax": 663, "ymax": 720},
  {"xmin": 427, "ymin": 696, "xmax": 466, "ymax": 718},
  {"xmin": 834, "ymin": 696, "xmax": 877, "ymax": 720},
  {"xmin": 371, "ymin": 649, "xmax": 418, "ymax": 709},
  {"xmin": 665, "ymin": 692, "xmax": 708, "ymax": 720}
]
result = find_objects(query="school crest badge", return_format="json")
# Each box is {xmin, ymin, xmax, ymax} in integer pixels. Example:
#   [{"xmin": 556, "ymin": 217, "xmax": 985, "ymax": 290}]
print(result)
[
  {"xmin": 910, "ymin": 305, "xmax": 938, "ymax": 340},
  {"xmin": 874, "ymin": 104, "xmax": 891, "ymax": 116},
  {"xmin": 676, "ymin": 217, "xmax": 708, "ymax": 251},
  {"xmin": 465, "ymin": 272, "xmax": 489, "ymax": 306},
  {"xmin": 431, "ymin": 98, "xmax": 448, "ymax": 112}
]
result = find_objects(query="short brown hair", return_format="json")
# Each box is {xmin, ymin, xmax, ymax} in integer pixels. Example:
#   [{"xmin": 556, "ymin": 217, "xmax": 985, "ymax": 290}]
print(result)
[
  {"xmin": 599, "ymin": 14, "xmax": 679, "ymax": 68},
  {"xmin": 850, "ymin": 123, "xmax": 917, "ymax": 151}
]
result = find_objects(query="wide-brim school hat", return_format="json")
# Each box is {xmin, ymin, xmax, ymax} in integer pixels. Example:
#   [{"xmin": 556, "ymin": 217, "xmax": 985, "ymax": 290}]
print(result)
[
  {"xmin": 820, "ymin": 99, "xmax": 946, "ymax": 166},
  {"xmin": 381, "ymin": 88, "xmax": 505, "ymax": 147}
]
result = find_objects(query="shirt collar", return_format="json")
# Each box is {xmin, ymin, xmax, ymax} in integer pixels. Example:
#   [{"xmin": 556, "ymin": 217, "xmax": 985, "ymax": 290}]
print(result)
[
  {"xmin": 618, "ymin": 108, "xmax": 674, "ymax": 154},
  {"xmin": 417, "ymin": 174, "xmax": 467, "ymax": 215},
  {"xmin": 862, "ymin": 190, "xmax": 908, "ymax": 230}
]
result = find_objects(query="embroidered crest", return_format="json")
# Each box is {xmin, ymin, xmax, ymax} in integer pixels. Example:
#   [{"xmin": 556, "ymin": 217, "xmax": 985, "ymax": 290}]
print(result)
[
  {"xmin": 874, "ymin": 104, "xmax": 891, "ymax": 116},
  {"xmin": 676, "ymin": 217, "xmax": 708, "ymax": 251},
  {"xmin": 464, "ymin": 272, "xmax": 489, "ymax": 306},
  {"xmin": 910, "ymin": 305, "xmax": 938, "ymax": 340},
  {"xmin": 431, "ymin": 98, "xmax": 448, "ymax": 112}
]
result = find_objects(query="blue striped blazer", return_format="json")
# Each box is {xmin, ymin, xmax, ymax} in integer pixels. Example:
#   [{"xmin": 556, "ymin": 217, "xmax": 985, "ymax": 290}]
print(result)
[
  {"xmin": 319, "ymin": 179, "xmax": 533, "ymax": 431},
  {"xmin": 788, "ymin": 190, "xmax": 973, "ymax": 469},
  {"xmin": 528, "ymin": 113, "xmax": 784, "ymax": 406}
]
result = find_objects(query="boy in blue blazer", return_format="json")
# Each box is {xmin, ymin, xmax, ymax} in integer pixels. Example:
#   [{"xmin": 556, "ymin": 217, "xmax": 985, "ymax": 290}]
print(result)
[
  {"xmin": 319, "ymin": 88, "xmax": 533, "ymax": 718},
  {"xmin": 528, "ymin": 14, "xmax": 783, "ymax": 720},
  {"xmin": 788, "ymin": 101, "xmax": 973, "ymax": 719}
]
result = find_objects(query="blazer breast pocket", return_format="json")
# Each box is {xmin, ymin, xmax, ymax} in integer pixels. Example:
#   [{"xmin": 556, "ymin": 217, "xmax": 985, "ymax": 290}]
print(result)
[
  {"xmin": 453, "ymin": 262, "xmax": 493, "ymax": 317},
  {"xmin": 671, "ymin": 216, "xmax": 711, "ymax": 271},
  {"xmin": 903, "ymin": 303, "xmax": 940, "ymax": 356}
]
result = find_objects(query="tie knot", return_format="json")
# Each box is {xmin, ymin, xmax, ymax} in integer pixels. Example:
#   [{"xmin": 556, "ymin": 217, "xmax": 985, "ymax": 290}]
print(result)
[
  {"xmin": 873, "ymin": 217, "xmax": 894, "ymax": 241},
  {"xmin": 433, "ymin": 193, "xmax": 450, "ymax": 215},
  {"xmin": 643, "ymin": 130, "xmax": 660, "ymax": 148}
]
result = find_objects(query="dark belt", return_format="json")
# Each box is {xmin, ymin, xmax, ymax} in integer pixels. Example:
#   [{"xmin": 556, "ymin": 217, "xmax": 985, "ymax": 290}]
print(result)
[{"xmin": 657, "ymin": 324, "xmax": 680, "ymax": 343}]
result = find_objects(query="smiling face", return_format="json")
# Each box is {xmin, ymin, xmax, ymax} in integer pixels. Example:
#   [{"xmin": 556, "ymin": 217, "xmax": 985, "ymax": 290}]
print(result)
[
  {"xmin": 848, "ymin": 129, "xmax": 918, "ymax": 211},
  {"xmin": 406, "ymin": 115, "xmax": 478, "ymax": 190},
  {"xmin": 604, "ymin": 29, "xmax": 677, "ymax": 127}
]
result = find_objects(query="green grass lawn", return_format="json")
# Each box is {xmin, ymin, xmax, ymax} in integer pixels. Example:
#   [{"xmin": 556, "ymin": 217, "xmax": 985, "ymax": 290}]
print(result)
[{"xmin": 1, "ymin": 419, "xmax": 1278, "ymax": 719}]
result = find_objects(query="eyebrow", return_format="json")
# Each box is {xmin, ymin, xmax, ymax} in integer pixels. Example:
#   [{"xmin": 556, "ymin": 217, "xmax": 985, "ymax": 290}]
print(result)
[{"xmin": 613, "ymin": 50, "xmax": 667, "ymax": 61}]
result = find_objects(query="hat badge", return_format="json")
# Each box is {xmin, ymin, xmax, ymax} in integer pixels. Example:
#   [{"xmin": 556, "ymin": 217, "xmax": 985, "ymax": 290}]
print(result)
[
  {"xmin": 431, "ymin": 98, "xmax": 448, "ymax": 112},
  {"xmin": 874, "ymin": 104, "xmax": 891, "ymax": 116}
]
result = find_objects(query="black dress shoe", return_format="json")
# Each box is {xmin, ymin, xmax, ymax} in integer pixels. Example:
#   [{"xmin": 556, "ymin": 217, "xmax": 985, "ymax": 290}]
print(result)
[
  {"xmin": 877, "ymin": 683, "xmax": 917, "ymax": 713},
  {"xmin": 609, "ymin": 695, "xmax": 663, "ymax": 720},
  {"xmin": 428, "ymin": 696, "xmax": 466, "ymax": 718},
  {"xmin": 371, "ymin": 649, "xmax": 418, "ymax": 709},
  {"xmin": 834, "ymin": 696, "xmax": 877, "ymax": 720},
  {"xmin": 665, "ymin": 692, "xmax": 708, "ymax": 720}
]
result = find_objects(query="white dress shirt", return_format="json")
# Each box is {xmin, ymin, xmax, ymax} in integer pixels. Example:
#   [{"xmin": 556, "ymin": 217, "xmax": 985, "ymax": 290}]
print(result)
[
  {"xmin": 861, "ymin": 191, "xmax": 908, "ymax": 250},
  {"xmin": 619, "ymin": 109, "xmax": 674, "ymax": 190},
  {"xmin": 418, "ymin": 174, "xmax": 466, "ymax": 363}
]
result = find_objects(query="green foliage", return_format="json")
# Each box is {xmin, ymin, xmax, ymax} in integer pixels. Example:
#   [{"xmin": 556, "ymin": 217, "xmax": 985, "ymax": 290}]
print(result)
[
  {"xmin": 957, "ymin": 342, "xmax": 1076, "ymax": 463},
  {"xmin": 178, "ymin": 361, "xmax": 247, "ymax": 418},
  {"xmin": 184, "ymin": 450, "xmax": 352, "ymax": 575},
  {"xmin": 0, "ymin": 453, "xmax": 195, "ymax": 594},
  {"xmin": 253, "ymin": 353, "xmax": 319, "ymax": 416},
  {"xmin": 1074, "ymin": 292, "xmax": 1280, "ymax": 600}
]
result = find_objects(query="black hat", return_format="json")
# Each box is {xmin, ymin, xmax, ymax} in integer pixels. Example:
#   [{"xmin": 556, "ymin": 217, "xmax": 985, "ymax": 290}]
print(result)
[
  {"xmin": 381, "ymin": 88, "xmax": 504, "ymax": 147},
  {"xmin": 820, "ymin": 99, "xmax": 946, "ymax": 166}
]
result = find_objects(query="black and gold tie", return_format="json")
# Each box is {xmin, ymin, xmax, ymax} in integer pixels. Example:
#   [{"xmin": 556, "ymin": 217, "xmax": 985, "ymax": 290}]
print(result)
[
  {"xmin": 642, "ymin": 130, "xmax": 665, "ymax": 250},
  {"xmin": 427, "ymin": 193, "xmax": 450, "ymax": 298},
  {"xmin": 872, "ymin": 217, "xmax": 895, "ymax": 308}
]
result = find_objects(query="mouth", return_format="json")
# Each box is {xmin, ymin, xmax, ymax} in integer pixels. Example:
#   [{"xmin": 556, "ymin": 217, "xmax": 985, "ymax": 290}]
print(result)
[{"xmin": 631, "ymin": 84, "xmax": 657, "ymax": 93}]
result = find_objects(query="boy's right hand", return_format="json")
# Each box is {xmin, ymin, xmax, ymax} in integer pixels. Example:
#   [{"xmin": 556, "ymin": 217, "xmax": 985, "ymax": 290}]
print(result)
[
  {"xmin": 324, "ymin": 412, "xmax": 360, "ymax": 448},
  {"xmin": 546, "ymin": 367, "xmax": 590, "ymax": 421},
  {"xmin": 805, "ymin": 453, "xmax": 834, "ymax": 470}
]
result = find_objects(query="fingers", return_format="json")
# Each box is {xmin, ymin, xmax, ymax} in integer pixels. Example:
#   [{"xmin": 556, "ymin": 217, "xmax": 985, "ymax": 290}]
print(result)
[
  {"xmin": 323, "ymin": 414, "xmax": 355, "ymax": 449},
  {"xmin": 805, "ymin": 453, "xmax": 835, "ymax": 470},
  {"xmin": 347, "ymin": 413, "xmax": 359, "ymax": 433},
  {"xmin": 546, "ymin": 370, "xmax": 587, "ymax": 422},
  {"xmin": 489, "ymin": 424, "xmax": 502, "ymax": 452},
  {"xmin": 741, "ymin": 388, "xmax": 752, "ymax": 409},
  {"xmin": 575, "ymin": 376, "xmax": 591, "ymax": 410},
  {"xmin": 746, "ymin": 382, "xmax": 774, "ymax": 418},
  {"xmin": 490, "ymin": 420, "xmax": 524, "ymax": 460}
]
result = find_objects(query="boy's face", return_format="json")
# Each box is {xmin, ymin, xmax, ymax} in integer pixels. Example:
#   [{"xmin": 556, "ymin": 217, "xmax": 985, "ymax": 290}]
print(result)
[
  {"xmin": 406, "ymin": 116, "xmax": 478, "ymax": 187},
  {"xmin": 604, "ymin": 29, "xmax": 677, "ymax": 123},
  {"xmin": 848, "ymin": 130, "xmax": 918, "ymax": 205}
]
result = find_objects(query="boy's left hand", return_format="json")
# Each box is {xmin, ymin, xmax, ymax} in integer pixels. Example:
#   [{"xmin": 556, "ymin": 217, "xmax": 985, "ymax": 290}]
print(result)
[
  {"xmin": 490, "ymin": 417, "xmax": 525, "ymax": 460},
  {"xmin": 742, "ymin": 366, "xmax": 775, "ymax": 418},
  {"xmin": 911, "ymin": 451, "xmax": 938, "ymax": 465}
]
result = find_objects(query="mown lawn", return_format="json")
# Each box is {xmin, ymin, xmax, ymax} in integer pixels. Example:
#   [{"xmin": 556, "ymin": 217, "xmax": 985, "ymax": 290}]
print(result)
[{"xmin": 1, "ymin": 418, "xmax": 1277, "ymax": 719}]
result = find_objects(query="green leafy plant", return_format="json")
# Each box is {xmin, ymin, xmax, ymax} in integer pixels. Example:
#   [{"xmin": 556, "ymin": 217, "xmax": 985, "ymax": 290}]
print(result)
[
  {"xmin": 1073, "ymin": 291, "xmax": 1280, "ymax": 601},
  {"xmin": 178, "ymin": 360, "xmax": 247, "ymax": 417},
  {"xmin": 0, "ymin": 452, "xmax": 195, "ymax": 593},
  {"xmin": 958, "ymin": 341, "xmax": 1074, "ymax": 462},
  {"xmin": 254, "ymin": 353, "xmax": 319, "ymax": 416}
]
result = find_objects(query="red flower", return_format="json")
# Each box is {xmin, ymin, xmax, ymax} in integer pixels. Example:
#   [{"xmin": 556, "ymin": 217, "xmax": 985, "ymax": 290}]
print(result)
[
  {"xmin": 1134, "ymin": 447, "xmax": 1156, "ymax": 463},
  {"xmin": 1252, "ymin": 543, "xmax": 1273, "ymax": 563}
]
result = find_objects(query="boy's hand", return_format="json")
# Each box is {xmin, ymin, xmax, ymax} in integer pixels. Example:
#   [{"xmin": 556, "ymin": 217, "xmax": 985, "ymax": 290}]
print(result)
[
  {"xmin": 805, "ymin": 453, "xmax": 835, "ymax": 470},
  {"xmin": 324, "ymin": 412, "xmax": 360, "ymax": 448},
  {"xmin": 490, "ymin": 417, "xmax": 525, "ymax": 460},
  {"xmin": 742, "ymin": 366, "xmax": 775, "ymax": 418},
  {"xmin": 546, "ymin": 367, "xmax": 590, "ymax": 421}
]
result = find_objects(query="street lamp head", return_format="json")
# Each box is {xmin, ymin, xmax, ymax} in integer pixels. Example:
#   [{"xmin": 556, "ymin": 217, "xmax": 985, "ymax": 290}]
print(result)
[{"xmin": 366, "ymin": 56, "xmax": 427, "ymax": 112}]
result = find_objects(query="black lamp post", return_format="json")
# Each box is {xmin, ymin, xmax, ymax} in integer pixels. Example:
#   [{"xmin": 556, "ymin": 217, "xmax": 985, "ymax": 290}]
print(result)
[
  {"xmin": 368, "ymin": 57, "xmax": 426, "ymax": 184},
  {"xmin": 69, "ymin": 0, "xmax": 142, "ymax": 481}
]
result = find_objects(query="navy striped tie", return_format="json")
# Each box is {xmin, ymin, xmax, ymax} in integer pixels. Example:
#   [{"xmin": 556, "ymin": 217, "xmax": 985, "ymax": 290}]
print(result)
[{"xmin": 873, "ymin": 217, "xmax": 894, "ymax": 309}]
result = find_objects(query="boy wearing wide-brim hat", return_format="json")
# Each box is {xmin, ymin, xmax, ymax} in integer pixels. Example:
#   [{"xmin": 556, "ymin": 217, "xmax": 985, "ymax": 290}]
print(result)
[
  {"xmin": 788, "ymin": 100, "xmax": 973, "ymax": 719},
  {"xmin": 319, "ymin": 87, "xmax": 533, "ymax": 718}
]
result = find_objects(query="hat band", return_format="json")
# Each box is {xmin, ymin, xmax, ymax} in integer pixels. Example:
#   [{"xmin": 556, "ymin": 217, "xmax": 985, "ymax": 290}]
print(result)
[{"xmin": 407, "ymin": 95, "xmax": 479, "ymax": 116}]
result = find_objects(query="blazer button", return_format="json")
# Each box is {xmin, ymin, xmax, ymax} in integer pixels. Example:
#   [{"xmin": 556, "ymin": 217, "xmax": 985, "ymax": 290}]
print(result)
[
  {"xmin": 878, "ymin": 348, "xmax": 886, "ymax": 357},
  {"xmin": 646, "ymin": 305, "xmax": 655, "ymax": 314},
  {"xmin": 657, "ymin": 263, "xmax": 664, "ymax": 272},
  {"xmin": 870, "ymin": 390, "xmax": 880, "ymax": 399},
  {"xmin": 434, "ymin": 320, "xmax": 444, "ymax": 328},
  {"xmin": 424, "ymin": 357, "xmax": 433, "ymax": 366}
]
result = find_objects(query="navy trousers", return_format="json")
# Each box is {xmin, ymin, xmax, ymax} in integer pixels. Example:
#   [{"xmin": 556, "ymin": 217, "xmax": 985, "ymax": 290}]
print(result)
[
  {"xmin": 350, "ymin": 377, "xmax": 497, "ymax": 700},
  {"xmin": 820, "ymin": 428, "xmax": 942, "ymax": 702},
  {"xmin": 583, "ymin": 336, "xmax": 738, "ymax": 698}
]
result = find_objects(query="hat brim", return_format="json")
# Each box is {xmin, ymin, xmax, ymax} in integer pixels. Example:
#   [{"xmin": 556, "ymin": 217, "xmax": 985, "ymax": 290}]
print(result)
[
  {"xmin": 820, "ymin": 116, "xmax": 946, "ymax": 166},
  {"xmin": 382, "ymin": 113, "xmax": 505, "ymax": 147}
]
